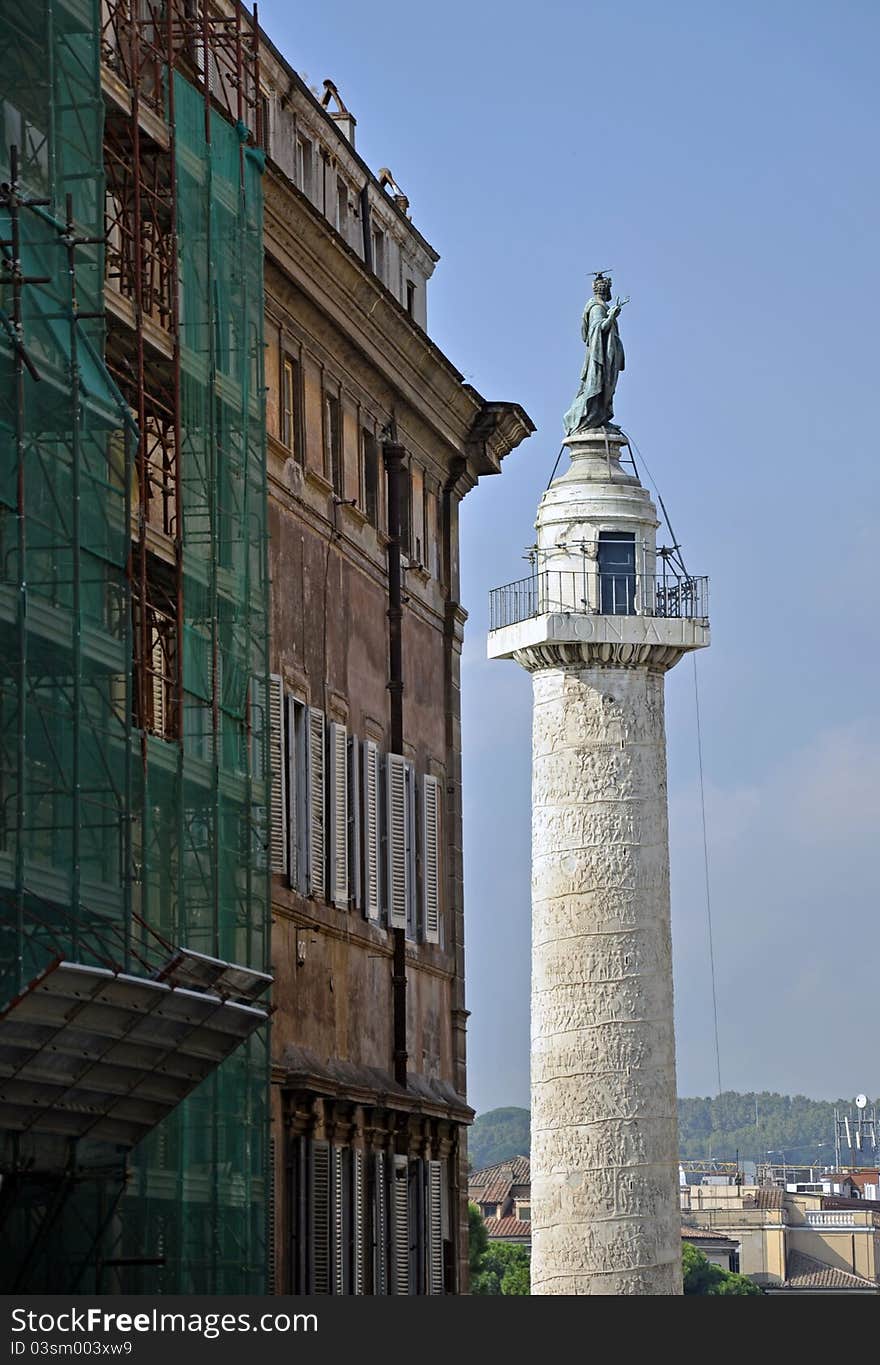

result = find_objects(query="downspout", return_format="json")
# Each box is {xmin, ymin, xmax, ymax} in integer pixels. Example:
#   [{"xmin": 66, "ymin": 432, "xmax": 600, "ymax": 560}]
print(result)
[
  {"xmin": 383, "ymin": 432, "xmax": 407, "ymax": 1088},
  {"xmin": 360, "ymin": 182, "xmax": 373, "ymax": 270}
]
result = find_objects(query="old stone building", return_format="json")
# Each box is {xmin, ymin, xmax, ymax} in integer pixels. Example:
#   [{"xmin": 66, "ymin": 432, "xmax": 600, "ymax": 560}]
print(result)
[{"xmin": 256, "ymin": 47, "xmax": 533, "ymax": 1293}]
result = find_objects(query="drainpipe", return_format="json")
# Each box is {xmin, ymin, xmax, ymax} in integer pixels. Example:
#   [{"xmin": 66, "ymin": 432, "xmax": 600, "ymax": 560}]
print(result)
[
  {"xmin": 361, "ymin": 182, "xmax": 373, "ymax": 270},
  {"xmin": 383, "ymin": 433, "xmax": 407, "ymax": 1088}
]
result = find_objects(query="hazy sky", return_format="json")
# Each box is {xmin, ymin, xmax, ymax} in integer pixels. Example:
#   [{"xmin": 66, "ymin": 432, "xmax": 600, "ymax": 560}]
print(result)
[{"xmin": 259, "ymin": 0, "xmax": 880, "ymax": 1111}]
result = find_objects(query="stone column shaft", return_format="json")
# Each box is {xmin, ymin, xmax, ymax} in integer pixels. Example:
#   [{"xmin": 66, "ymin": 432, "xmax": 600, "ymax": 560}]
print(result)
[{"xmin": 530, "ymin": 663, "xmax": 681, "ymax": 1295}]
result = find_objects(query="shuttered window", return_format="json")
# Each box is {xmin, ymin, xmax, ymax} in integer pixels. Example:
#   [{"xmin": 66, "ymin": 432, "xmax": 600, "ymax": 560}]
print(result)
[
  {"xmin": 426, "ymin": 1159, "xmax": 444, "ymax": 1295},
  {"xmin": 332, "ymin": 1147, "xmax": 346, "ymax": 1295},
  {"xmin": 309, "ymin": 1140, "xmax": 331, "ymax": 1294},
  {"xmin": 422, "ymin": 775, "xmax": 441, "ymax": 944},
  {"xmin": 390, "ymin": 1154, "xmax": 410, "ymax": 1295},
  {"xmin": 286, "ymin": 696, "xmax": 308, "ymax": 893},
  {"xmin": 307, "ymin": 708, "xmax": 326, "ymax": 899},
  {"xmin": 352, "ymin": 1150, "xmax": 366, "ymax": 1295},
  {"xmin": 405, "ymin": 761, "xmax": 416, "ymax": 940},
  {"xmin": 385, "ymin": 754, "xmax": 408, "ymax": 929},
  {"xmin": 373, "ymin": 1152, "xmax": 388, "ymax": 1295},
  {"xmin": 348, "ymin": 737, "xmax": 361, "ymax": 911},
  {"xmin": 328, "ymin": 722, "xmax": 349, "ymax": 907},
  {"xmin": 268, "ymin": 674, "xmax": 286, "ymax": 875},
  {"xmin": 362, "ymin": 741, "xmax": 381, "ymax": 920}
]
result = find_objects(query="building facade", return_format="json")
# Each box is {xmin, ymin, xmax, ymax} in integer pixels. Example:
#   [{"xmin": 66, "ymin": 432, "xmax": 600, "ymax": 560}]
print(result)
[
  {"xmin": 0, "ymin": 0, "xmax": 530, "ymax": 1293},
  {"xmin": 255, "ymin": 46, "xmax": 532, "ymax": 1294}
]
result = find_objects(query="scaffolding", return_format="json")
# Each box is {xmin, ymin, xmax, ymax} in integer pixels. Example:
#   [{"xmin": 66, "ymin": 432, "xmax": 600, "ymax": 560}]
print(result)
[{"xmin": 0, "ymin": 0, "xmax": 271, "ymax": 1291}]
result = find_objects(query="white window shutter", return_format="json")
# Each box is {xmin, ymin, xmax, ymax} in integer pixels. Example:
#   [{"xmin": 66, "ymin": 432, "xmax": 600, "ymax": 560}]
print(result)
[
  {"xmin": 307, "ymin": 708, "xmax": 326, "ymax": 899},
  {"xmin": 332, "ymin": 1146, "xmax": 345, "ymax": 1294},
  {"xmin": 268, "ymin": 675, "xmax": 287, "ymax": 875},
  {"xmin": 348, "ymin": 736, "xmax": 361, "ymax": 910},
  {"xmin": 309, "ymin": 1140, "xmax": 331, "ymax": 1294},
  {"xmin": 386, "ymin": 754, "xmax": 408, "ymax": 929},
  {"xmin": 390, "ymin": 1154, "xmax": 410, "ymax": 1294},
  {"xmin": 422, "ymin": 775, "xmax": 441, "ymax": 944},
  {"xmin": 328, "ymin": 721, "xmax": 349, "ymax": 907},
  {"xmin": 286, "ymin": 695, "xmax": 299, "ymax": 889},
  {"xmin": 426, "ymin": 1159, "xmax": 444, "ymax": 1294},
  {"xmin": 352, "ymin": 1149, "xmax": 366, "ymax": 1295},
  {"xmin": 373, "ymin": 1152, "xmax": 388, "ymax": 1295},
  {"xmin": 362, "ymin": 741, "xmax": 380, "ymax": 920},
  {"xmin": 405, "ymin": 762, "xmax": 416, "ymax": 938}
]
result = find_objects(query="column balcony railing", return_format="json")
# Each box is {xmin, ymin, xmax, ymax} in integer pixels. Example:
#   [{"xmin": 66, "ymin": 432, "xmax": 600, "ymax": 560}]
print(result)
[{"xmin": 489, "ymin": 569, "xmax": 709, "ymax": 632}]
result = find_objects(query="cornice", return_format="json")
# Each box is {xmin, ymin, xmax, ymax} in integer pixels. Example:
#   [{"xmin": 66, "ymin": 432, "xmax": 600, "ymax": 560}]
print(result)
[{"xmin": 262, "ymin": 170, "xmax": 532, "ymax": 484}]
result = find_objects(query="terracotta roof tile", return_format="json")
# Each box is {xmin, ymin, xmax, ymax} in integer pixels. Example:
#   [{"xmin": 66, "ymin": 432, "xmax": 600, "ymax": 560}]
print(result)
[
  {"xmin": 477, "ymin": 1182, "xmax": 510, "ymax": 1206},
  {"xmin": 469, "ymin": 1155, "xmax": 530, "ymax": 1187},
  {"xmin": 744, "ymin": 1187, "xmax": 784, "ymax": 1210},
  {"xmin": 484, "ymin": 1217, "xmax": 531, "ymax": 1239},
  {"xmin": 783, "ymin": 1251, "xmax": 877, "ymax": 1292},
  {"xmin": 681, "ymin": 1225, "xmax": 737, "ymax": 1244}
]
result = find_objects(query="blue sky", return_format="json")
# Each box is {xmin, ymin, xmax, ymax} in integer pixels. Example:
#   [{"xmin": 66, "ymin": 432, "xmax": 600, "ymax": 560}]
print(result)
[{"xmin": 259, "ymin": 1, "xmax": 880, "ymax": 1110}]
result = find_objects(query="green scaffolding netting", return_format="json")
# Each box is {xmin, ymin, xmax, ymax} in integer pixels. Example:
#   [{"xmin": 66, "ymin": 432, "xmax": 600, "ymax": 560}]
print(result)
[{"xmin": 0, "ymin": 0, "xmax": 271, "ymax": 1293}]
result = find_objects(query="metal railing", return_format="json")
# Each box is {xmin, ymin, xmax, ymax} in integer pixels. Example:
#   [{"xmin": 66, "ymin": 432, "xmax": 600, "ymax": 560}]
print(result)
[{"xmin": 489, "ymin": 570, "xmax": 709, "ymax": 632}]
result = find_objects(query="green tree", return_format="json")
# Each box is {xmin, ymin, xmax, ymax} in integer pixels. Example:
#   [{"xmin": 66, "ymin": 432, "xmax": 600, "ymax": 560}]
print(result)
[
  {"xmin": 468, "ymin": 1202, "xmax": 530, "ymax": 1294},
  {"xmin": 468, "ymin": 1201, "xmax": 488, "ymax": 1278},
  {"xmin": 682, "ymin": 1242, "xmax": 761, "ymax": 1295}
]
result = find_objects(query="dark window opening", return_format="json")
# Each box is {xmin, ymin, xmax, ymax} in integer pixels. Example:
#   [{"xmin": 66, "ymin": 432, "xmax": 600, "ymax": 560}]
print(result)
[
  {"xmin": 398, "ymin": 465, "xmax": 411, "ymax": 555},
  {"xmin": 598, "ymin": 531, "xmax": 636, "ymax": 615},
  {"xmin": 405, "ymin": 279, "xmax": 416, "ymax": 317},
  {"xmin": 363, "ymin": 429, "xmax": 380, "ymax": 528}
]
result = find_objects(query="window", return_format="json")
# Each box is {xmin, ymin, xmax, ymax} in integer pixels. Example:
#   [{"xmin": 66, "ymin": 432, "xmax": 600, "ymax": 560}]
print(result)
[
  {"xmin": 324, "ymin": 391, "xmax": 342, "ymax": 493},
  {"xmin": 281, "ymin": 354, "xmax": 300, "ymax": 457},
  {"xmin": 398, "ymin": 464, "xmax": 411, "ymax": 555},
  {"xmin": 268, "ymin": 674, "xmax": 286, "ymax": 875},
  {"xmin": 296, "ymin": 135, "xmax": 313, "ymax": 198},
  {"xmin": 287, "ymin": 1140, "xmax": 447, "ymax": 1295},
  {"xmin": 385, "ymin": 754, "xmax": 408, "ymax": 930},
  {"xmin": 336, "ymin": 178, "xmax": 349, "ymax": 237},
  {"xmin": 371, "ymin": 226, "xmax": 385, "ymax": 283},
  {"xmin": 363, "ymin": 429, "xmax": 380, "ymax": 528},
  {"xmin": 283, "ymin": 699, "xmax": 327, "ymax": 898},
  {"xmin": 410, "ymin": 464, "xmax": 424, "ymax": 565},
  {"xmin": 260, "ymin": 92, "xmax": 272, "ymax": 156},
  {"xmin": 362, "ymin": 740, "xmax": 381, "ymax": 920},
  {"xmin": 328, "ymin": 721, "xmax": 349, "ymax": 908},
  {"xmin": 422, "ymin": 775, "xmax": 441, "ymax": 944},
  {"xmin": 598, "ymin": 531, "xmax": 636, "ymax": 615},
  {"xmin": 406, "ymin": 279, "xmax": 416, "ymax": 317}
]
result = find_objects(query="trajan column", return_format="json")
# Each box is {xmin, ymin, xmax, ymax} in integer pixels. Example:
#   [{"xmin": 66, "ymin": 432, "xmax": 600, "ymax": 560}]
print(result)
[{"xmin": 488, "ymin": 275, "xmax": 709, "ymax": 1294}]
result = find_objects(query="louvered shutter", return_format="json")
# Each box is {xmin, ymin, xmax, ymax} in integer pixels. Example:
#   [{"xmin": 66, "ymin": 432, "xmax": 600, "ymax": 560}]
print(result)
[
  {"xmin": 268, "ymin": 675, "xmax": 287, "ymax": 875},
  {"xmin": 150, "ymin": 626, "xmax": 166, "ymax": 738},
  {"xmin": 390, "ymin": 1154, "xmax": 410, "ymax": 1294},
  {"xmin": 373, "ymin": 1152, "xmax": 388, "ymax": 1295},
  {"xmin": 309, "ymin": 1140, "xmax": 331, "ymax": 1294},
  {"xmin": 426, "ymin": 1160, "xmax": 444, "ymax": 1294},
  {"xmin": 386, "ymin": 754, "xmax": 408, "ymax": 929},
  {"xmin": 267, "ymin": 1137, "xmax": 277, "ymax": 1295},
  {"xmin": 306, "ymin": 708, "xmax": 325, "ymax": 898},
  {"xmin": 332, "ymin": 1147, "xmax": 345, "ymax": 1294},
  {"xmin": 362, "ymin": 741, "xmax": 380, "ymax": 920},
  {"xmin": 422, "ymin": 775, "xmax": 441, "ymax": 944},
  {"xmin": 405, "ymin": 762, "xmax": 416, "ymax": 938},
  {"xmin": 286, "ymin": 695, "xmax": 299, "ymax": 890},
  {"xmin": 348, "ymin": 737, "xmax": 361, "ymax": 910},
  {"xmin": 352, "ymin": 1149, "xmax": 366, "ymax": 1295},
  {"xmin": 328, "ymin": 722, "xmax": 349, "ymax": 907}
]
